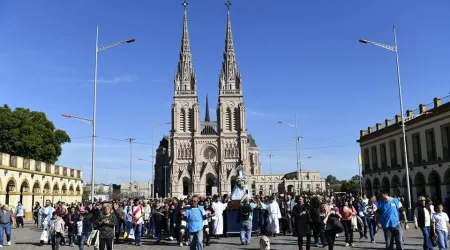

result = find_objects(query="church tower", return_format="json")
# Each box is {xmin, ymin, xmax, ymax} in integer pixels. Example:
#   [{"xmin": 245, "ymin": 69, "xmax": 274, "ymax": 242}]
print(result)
[
  {"xmin": 170, "ymin": 1, "xmax": 201, "ymax": 197},
  {"xmin": 217, "ymin": 1, "xmax": 250, "ymax": 190}
]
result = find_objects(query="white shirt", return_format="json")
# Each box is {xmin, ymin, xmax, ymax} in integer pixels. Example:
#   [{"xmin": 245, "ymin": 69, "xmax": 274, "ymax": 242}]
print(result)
[
  {"xmin": 432, "ymin": 212, "xmax": 449, "ymax": 232},
  {"xmin": 362, "ymin": 198, "xmax": 369, "ymax": 206},
  {"xmin": 129, "ymin": 205, "xmax": 144, "ymax": 224}
]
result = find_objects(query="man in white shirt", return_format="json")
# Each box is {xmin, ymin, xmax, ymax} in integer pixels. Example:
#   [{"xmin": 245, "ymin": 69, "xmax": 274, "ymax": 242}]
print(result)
[
  {"xmin": 15, "ymin": 202, "xmax": 25, "ymax": 228},
  {"xmin": 129, "ymin": 198, "xmax": 144, "ymax": 246}
]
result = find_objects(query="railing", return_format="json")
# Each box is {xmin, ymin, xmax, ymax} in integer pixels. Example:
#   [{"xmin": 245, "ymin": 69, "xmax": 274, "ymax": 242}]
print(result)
[
  {"xmin": 175, "ymin": 90, "xmax": 196, "ymax": 95},
  {"xmin": 361, "ymin": 94, "xmax": 450, "ymax": 136},
  {"xmin": 23, "ymin": 159, "xmax": 30, "ymax": 170},
  {"xmin": 35, "ymin": 161, "xmax": 41, "ymax": 171},
  {"xmin": 10, "ymin": 156, "xmax": 17, "ymax": 167},
  {"xmin": 45, "ymin": 163, "xmax": 51, "ymax": 173},
  {"xmin": 220, "ymin": 90, "xmax": 241, "ymax": 95}
]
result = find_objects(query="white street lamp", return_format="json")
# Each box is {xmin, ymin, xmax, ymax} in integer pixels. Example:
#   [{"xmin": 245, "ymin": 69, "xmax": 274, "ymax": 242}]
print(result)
[
  {"xmin": 64, "ymin": 26, "xmax": 135, "ymax": 203},
  {"xmin": 151, "ymin": 121, "xmax": 171, "ymax": 198},
  {"xmin": 359, "ymin": 26, "xmax": 413, "ymax": 213},
  {"xmin": 279, "ymin": 115, "xmax": 304, "ymax": 194}
]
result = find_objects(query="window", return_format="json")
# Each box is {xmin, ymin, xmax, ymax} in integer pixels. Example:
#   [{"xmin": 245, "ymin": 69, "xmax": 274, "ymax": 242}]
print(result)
[
  {"xmin": 233, "ymin": 108, "xmax": 240, "ymax": 131},
  {"xmin": 363, "ymin": 148, "xmax": 370, "ymax": 171},
  {"xmin": 226, "ymin": 109, "xmax": 232, "ymax": 131},
  {"xmin": 425, "ymin": 129, "xmax": 437, "ymax": 161},
  {"xmin": 389, "ymin": 140, "xmax": 398, "ymax": 167},
  {"xmin": 412, "ymin": 133, "xmax": 422, "ymax": 164},
  {"xmin": 380, "ymin": 143, "xmax": 387, "ymax": 169},
  {"xmin": 180, "ymin": 110, "xmax": 186, "ymax": 132},
  {"xmin": 441, "ymin": 124, "xmax": 450, "ymax": 159},
  {"xmin": 371, "ymin": 146, "xmax": 378, "ymax": 170}
]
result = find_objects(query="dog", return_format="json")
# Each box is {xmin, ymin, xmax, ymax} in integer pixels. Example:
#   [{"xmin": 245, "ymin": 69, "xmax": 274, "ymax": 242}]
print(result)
[{"xmin": 259, "ymin": 236, "xmax": 270, "ymax": 250}]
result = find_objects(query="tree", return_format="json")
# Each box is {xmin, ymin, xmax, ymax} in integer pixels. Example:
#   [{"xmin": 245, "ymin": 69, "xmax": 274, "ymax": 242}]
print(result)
[
  {"xmin": 96, "ymin": 187, "xmax": 105, "ymax": 195},
  {"xmin": 0, "ymin": 105, "xmax": 71, "ymax": 163},
  {"xmin": 350, "ymin": 175, "xmax": 361, "ymax": 184},
  {"xmin": 340, "ymin": 180, "xmax": 360, "ymax": 193},
  {"xmin": 326, "ymin": 175, "xmax": 340, "ymax": 185}
]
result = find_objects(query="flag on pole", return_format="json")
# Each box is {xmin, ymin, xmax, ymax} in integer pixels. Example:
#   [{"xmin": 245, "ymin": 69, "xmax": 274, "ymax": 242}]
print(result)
[{"xmin": 358, "ymin": 152, "xmax": 362, "ymax": 165}]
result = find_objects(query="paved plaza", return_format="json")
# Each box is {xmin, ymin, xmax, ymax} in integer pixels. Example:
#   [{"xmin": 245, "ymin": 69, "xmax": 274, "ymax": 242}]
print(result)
[{"xmin": 3, "ymin": 222, "xmax": 428, "ymax": 250}]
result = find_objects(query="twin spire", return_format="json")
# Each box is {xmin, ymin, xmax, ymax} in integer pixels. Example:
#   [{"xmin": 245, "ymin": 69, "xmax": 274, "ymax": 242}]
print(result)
[{"xmin": 174, "ymin": 0, "xmax": 241, "ymax": 94}]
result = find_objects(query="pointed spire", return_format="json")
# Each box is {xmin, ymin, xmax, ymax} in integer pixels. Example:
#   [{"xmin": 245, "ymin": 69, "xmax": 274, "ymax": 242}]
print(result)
[
  {"xmin": 219, "ymin": 0, "xmax": 241, "ymax": 94},
  {"xmin": 205, "ymin": 94, "xmax": 210, "ymax": 122},
  {"xmin": 175, "ymin": 0, "xmax": 196, "ymax": 94}
]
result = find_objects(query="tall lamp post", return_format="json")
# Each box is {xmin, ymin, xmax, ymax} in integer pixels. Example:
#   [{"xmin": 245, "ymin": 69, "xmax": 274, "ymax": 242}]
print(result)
[
  {"xmin": 151, "ymin": 121, "xmax": 171, "ymax": 198},
  {"xmin": 279, "ymin": 115, "xmax": 304, "ymax": 193},
  {"xmin": 359, "ymin": 26, "xmax": 412, "ymax": 214},
  {"xmin": 64, "ymin": 26, "xmax": 135, "ymax": 203},
  {"xmin": 163, "ymin": 165, "xmax": 169, "ymax": 198},
  {"xmin": 126, "ymin": 138, "xmax": 136, "ymax": 196}
]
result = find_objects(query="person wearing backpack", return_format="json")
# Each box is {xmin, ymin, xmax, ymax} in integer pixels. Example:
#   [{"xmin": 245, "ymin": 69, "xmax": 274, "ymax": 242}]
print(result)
[
  {"xmin": 239, "ymin": 193, "xmax": 258, "ymax": 245},
  {"xmin": 323, "ymin": 204, "xmax": 343, "ymax": 250}
]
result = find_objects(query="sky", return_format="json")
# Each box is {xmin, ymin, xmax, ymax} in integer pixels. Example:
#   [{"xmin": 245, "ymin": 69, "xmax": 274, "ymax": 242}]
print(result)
[{"xmin": 1, "ymin": 1, "xmax": 449, "ymax": 185}]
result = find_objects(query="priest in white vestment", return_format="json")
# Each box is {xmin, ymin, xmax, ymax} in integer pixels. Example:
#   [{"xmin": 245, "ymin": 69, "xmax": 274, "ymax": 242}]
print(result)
[
  {"xmin": 262, "ymin": 197, "xmax": 282, "ymax": 235},
  {"xmin": 211, "ymin": 195, "xmax": 227, "ymax": 237}
]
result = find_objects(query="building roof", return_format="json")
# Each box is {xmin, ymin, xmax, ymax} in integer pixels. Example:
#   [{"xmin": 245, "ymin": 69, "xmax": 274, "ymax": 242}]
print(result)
[{"xmin": 248, "ymin": 134, "xmax": 257, "ymax": 147}]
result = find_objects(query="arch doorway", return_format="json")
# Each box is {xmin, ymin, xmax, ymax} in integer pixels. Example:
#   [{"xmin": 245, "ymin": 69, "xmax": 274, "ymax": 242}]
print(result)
[
  {"xmin": 182, "ymin": 177, "xmax": 192, "ymax": 196},
  {"xmin": 381, "ymin": 177, "xmax": 390, "ymax": 195},
  {"xmin": 5, "ymin": 179, "xmax": 16, "ymax": 206},
  {"xmin": 287, "ymin": 185, "xmax": 294, "ymax": 193},
  {"xmin": 32, "ymin": 181, "xmax": 41, "ymax": 209},
  {"xmin": 445, "ymin": 169, "xmax": 450, "ymax": 197},
  {"xmin": 391, "ymin": 176, "xmax": 401, "ymax": 197},
  {"xmin": 205, "ymin": 174, "xmax": 217, "ymax": 196},
  {"xmin": 20, "ymin": 180, "xmax": 29, "ymax": 204},
  {"xmin": 428, "ymin": 171, "xmax": 442, "ymax": 202},
  {"xmin": 414, "ymin": 173, "xmax": 426, "ymax": 198},
  {"xmin": 372, "ymin": 178, "xmax": 380, "ymax": 195},
  {"xmin": 364, "ymin": 179, "xmax": 372, "ymax": 197}
]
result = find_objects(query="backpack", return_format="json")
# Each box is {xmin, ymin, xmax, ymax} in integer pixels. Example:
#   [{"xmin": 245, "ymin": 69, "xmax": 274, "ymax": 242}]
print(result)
[
  {"xmin": 240, "ymin": 203, "xmax": 252, "ymax": 220},
  {"xmin": 327, "ymin": 215, "xmax": 344, "ymax": 234}
]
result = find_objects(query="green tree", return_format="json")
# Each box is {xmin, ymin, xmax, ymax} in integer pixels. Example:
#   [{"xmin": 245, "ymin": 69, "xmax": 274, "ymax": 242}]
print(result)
[
  {"xmin": 350, "ymin": 175, "xmax": 361, "ymax": 184},
  {"xmin": 340, "ymin": 180, "xmax": 360, "ymax": 193},
  {"xmin": 326, "ymin": 175, "xmax": 340, "ymax": 185},
  {"xmin": 0, "ymin": 105, "xmax": 70, "ymax": 163}
]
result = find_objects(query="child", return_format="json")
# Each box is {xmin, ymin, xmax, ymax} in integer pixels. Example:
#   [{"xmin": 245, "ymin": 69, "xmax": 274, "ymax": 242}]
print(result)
[
  {"xmin": 48, "ymin": 211, "xmax": 65, "ymax": 250},
  {"xmin": 176, "ymin": 208, "xmax": 188, "ymax": 247},
  {"xmin": 76, "ymin": 213, "xmax": 89, "ymax": 250},
  {"xmin": 432, "ymin": 203, "xmax": 450, "ymax": 250}
]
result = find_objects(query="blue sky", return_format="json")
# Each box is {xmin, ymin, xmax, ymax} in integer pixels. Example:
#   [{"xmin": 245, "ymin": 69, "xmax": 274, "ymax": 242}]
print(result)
[{"xmin": 1, "ymin": 1, "xmax": 449, "ymax": 184}]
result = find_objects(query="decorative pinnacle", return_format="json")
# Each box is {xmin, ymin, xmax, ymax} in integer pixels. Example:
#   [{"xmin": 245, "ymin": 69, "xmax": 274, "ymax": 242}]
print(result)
[
  {"xmin": 182, "ymin": 0, "xmax": 189, "ymax": 10},
  {"xmin": 205, "ymin": 94, "xmax": 210, "ymax": 122},
  {"xmin": 225, "ymin": 0, "xmax": 232, "ymax": 10}
]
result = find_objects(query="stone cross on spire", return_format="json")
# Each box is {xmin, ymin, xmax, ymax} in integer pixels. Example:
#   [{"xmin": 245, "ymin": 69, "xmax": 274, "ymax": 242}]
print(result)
[
  {"xmin": 174, "ymin": 0, "xmax": 197, "ymax": 95},
  {"xmin": 219, "ymin": 0, "xmax": 241, "ymax": 94}
]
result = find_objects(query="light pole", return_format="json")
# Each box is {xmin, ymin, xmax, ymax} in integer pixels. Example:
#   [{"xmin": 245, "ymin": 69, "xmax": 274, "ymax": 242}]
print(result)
[
  {"xmin": 126, "ymin": 138, "xmax": 136, "ymax": 196},
  {"xmin": 267, "ymin": 153, "xmax": 275, "ymax": 194},
  {"xmin": 279, "ymin": 115, "xmax": 304, "ymax": 194},
  {"xmin": 64, "ymin": 27, "xmax": 135, "ymax": 203},
  {"xmin": 359, "ymin": 26, "xmax": 412, "ymax": 213},
  {"xmin": 358, "ymin": 153, "xmax": 363, "ymax": 196},
  {"xmin": 151, "ymin": 121, "xmax": 171, "ymax": 198},
  {"xmin": 163, "ymin": 165, "xmax": 169, "ymax": 198}
]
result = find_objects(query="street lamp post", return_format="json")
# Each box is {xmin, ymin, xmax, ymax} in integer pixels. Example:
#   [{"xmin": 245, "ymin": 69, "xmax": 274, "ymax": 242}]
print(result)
[
  {"xmin": 126, "ymin": 138, "xmax": 136, "ymax": 196},
  {"xmin": 279, "ymin": 115, "xmax": 304, "ymax": 194},
  {"xmin": 359, "ymin": 26, "xmax": 412, "ymax": 214},
  {"xmin": 64, "ymin": 26, "xmax": 135, "ymax": 203},
  {"xmin": 151, "ymin": 121, "xmax": 171, "ymax": 198},
  {"xmin": 163, "ymin": 165, "xmax": 169, "ymax": 198}
]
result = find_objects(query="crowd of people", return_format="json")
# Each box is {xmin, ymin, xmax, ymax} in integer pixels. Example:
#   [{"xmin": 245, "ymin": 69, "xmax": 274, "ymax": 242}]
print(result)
[{"xmin": 0, "ymin": 191, "xmax": 450, "ymax": 250}]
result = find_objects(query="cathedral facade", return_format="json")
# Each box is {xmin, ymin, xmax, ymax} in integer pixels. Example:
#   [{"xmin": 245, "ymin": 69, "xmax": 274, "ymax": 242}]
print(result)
[{"xmin": 154, "ymin": 4, "xmax": 262, "ymax": 198}]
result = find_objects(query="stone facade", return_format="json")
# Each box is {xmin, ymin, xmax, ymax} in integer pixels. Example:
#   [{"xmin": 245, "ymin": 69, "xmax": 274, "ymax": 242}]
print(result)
[
  {"xmin": 358, "ymin": 96, "xmax": 450, "ymax": 205},
  {"xmin": 120, "ymin": 181, "xmax": 152, "ymax": 199},
  {"xmin": 154, "ymin": 6, "xmax": 263, "ymax": 198},
  {"xmin": 0, "ymin": 152, "xmax": 83, "ymax": 219}
]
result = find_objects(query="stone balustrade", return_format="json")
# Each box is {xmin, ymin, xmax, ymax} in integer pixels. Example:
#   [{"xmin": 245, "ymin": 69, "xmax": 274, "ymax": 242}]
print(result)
[{"xmin": 0, "ymin": 152, "xmax": 83, "ymax": 179}]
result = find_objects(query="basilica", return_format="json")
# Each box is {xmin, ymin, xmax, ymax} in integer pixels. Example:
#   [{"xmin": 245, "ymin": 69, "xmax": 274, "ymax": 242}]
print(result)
[
  {"xmin": 154, "ymin": 2, "xmax": 325, "ymax": 198},
  {"xmin": 154, "ymin": 2, "xmax": 262, "ymax": 198}
]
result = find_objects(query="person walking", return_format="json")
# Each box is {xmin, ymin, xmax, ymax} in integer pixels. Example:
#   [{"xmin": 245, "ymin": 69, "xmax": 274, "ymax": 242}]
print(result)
[
  {"xmin": 415, "ymin": 196, "xmax": 434, "ymax": 250},
  {"xmin": 0, "ymin": 205, "xmax": 15, "ymax": 247},
  {"xmin": 377, "ymin": 191, "xmax": 408, "ymax": 250},
  {"xmin": 185, "ymin": 195, "xmax": 205, "ymax": 250},
  {"xmin": 365, "ymin": 197, "xmax": 377, "ymax": 243},
  {"xmin": 48, "ymin": 211, "xmax": 65, "ymax": 250},
  {"xmin": 239, "ymin": 194, "xmax": 257, "ymax": 245},
  {"xmin": 14, "ymin": 202, "xmax": 24, "ymax": 228},
  {"xmin": 96, "ymin": 204, "xmax": 118, "ymax": 250},
  {"xmin": 432, "ymin": 203, "xmax": 450, "ymax": 250},
  {"xmin": 293, "ymin": 195, "xmax": 312, "ymax": 250},
  {"xmin": 340, "ymin": 199, "xmax": 356, "ymax": 247}
]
